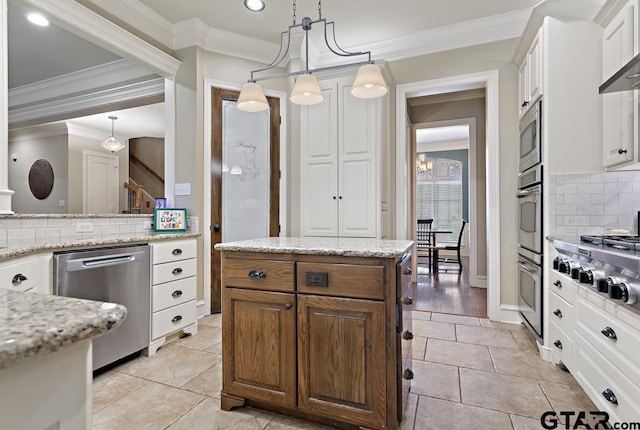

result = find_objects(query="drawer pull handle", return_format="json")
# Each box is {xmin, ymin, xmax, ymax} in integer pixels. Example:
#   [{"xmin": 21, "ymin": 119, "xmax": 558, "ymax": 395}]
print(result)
[
  {"xmin": 306, "ymin": 272, "xmax": 328, "ymax": 287},
  {"xmin": 602, "ymin": 388, "xmax": 618, "ymax": 405},
  {"xmin": 172, "ymin": 249, "xmax": 183, "ymax": 255},
  {"xmin": 553, "ymin": 340, "xmax": 563, "ymax": 350},
  {"xmin": 284, "ymin": 303, "xmax": 293, "ymax": 310},
  {"xmin": 402, "ymin": 331, "xmax": 414, "ymax": 340},
  {"xmin": 172, "ymin": 268, "xmax": 183, "ymax": 275},
  {"xmin": 12, "ymin": 273, "xmax": 27, "ymax": 284},
  {"xmin": 403, "ymin": 368, "xmax": 414, "ymax": 380},
  {"xmin": 553, "ymin": 280, "xmax": 562, "ymax": 289},
  {"xmin": 404, "ymin": 267, "xmax": 413, "ymax": 275},
  {"xmin": 403, "ymin": 296, "xmax": 414, "ymax": 305},
  {"xmin": 248, "ymin": 270, "xmax": 266, "ymax": 279},
  {"xmin": 553, "ymin": 309, "xmax": 563, "ymax": 318},
  {"xmin": 601, "ymin": 327, "xmax": 617, "ymax": 341},
  {"xmin": 171, "ymin": 315, "xmax": 183, "ymax": 323},
  {"xmin": 172, "ymin": 290, "xmax": 183, "ymax": 298}
]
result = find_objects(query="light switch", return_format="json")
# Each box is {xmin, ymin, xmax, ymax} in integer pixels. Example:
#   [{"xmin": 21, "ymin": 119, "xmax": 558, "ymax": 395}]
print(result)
[{"xmin": 175, "ymin": 183, "xmax": 191, "ymax": 196}]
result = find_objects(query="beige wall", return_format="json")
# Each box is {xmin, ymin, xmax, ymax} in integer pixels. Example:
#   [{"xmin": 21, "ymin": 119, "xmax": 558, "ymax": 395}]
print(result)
[{"xmin": 388, "ymin": 38, "xmax": 521, "ymax": 306}]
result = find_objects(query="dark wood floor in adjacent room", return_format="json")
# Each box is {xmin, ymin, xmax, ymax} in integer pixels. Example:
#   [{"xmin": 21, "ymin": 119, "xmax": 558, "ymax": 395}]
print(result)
[{"xmin": 409, "ymin": 256, "xmax": 488, "ymax": 318}]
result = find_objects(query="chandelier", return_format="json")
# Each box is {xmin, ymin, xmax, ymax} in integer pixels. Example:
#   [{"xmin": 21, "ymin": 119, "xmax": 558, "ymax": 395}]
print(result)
[
  {"xmin": 237, "ymin": 0, "xmax": 388, "ymax": 112},
  {"xmin": 102, "ymin": 115, "xmax": 125, "ymax": 153}
]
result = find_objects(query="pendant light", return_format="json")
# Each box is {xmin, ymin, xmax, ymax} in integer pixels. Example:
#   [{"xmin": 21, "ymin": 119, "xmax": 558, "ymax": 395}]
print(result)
[
  {"xmin": 237, "ymin": 0, "xmax": 387, "ymax": 112},
  {"xmin": 102, "ymin": 116, "xmax": 125, "ymax": 153}
]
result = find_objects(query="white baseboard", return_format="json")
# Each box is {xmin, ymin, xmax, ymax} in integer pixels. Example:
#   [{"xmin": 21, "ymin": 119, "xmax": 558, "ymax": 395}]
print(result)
[
  {"xmin": 538, "ymin": 343, "xmax": 553, "ymax": 363},
  {"xmin": 196, "ymin": 300, "xmax": 208, "ymax": 319},
  {"xmin": 498, "ymin": 304, "xmax": 523, "ymax": 324},
  {"xmin": 470, "ymin": 275, "xmax": 487, "ymax": 288}
]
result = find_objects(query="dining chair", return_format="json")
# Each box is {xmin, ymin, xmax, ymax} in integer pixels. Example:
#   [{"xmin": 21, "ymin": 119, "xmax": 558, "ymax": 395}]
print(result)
[
  {"xmin": 416, "ymin": 218, "xmax": 434, "ymax": 268},
  {"xmin": 437, "ymin": 219, "xmax": 467, "ymax": 273}
]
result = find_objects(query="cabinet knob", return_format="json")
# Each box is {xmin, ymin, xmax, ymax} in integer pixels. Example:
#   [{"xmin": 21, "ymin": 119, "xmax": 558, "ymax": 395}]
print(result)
[
  {"xmin": 12, "ymin": 273, "xmax": 27, "ymax": 284},
  {"xmin": 171, "ymin": 315, "xmax": 183, "ymax": 323},
  {"xmin": 172, "ymin": 267, "xmax": 183, "ymax": 275},
  {"xmin": 600, "ymin": 326, "xmax": 617, "ymax": 341},
  {"xmin": 403, "ymin": 296, "xmax": 414, "ymax": 305},
  {"xmin": 339, "ymin": 196, "xmax": 343, "ymax": 199},
  {"xmin": 402, "ymin": 331, "xmax": 414, "ymax": 340},
  {"xmin": 172, "ymin": 248, "xmax": 183, "ymax": 255},
  {"xmin": 553, "ymin": 340, "xmax": 563, "ymax": 350},
  {"xmin": 404, "ymin": 267, "xmax": 413, "ymax": 276},
  {"xmin": 332, "ymin": 196, "xmax": 337, "ymax": 200},
  {"xmin": 521, "ymin": 101, "xmax": 529, "ymax": 108},
  {"xmin": 602, "ymin": 388, "xmax": 618, "ymax": 405},
  {"xmin": 553, "ymin": 309, "xmax": 563, "ymax": 318},
  {"xmin": 284, "ymin": 302, "xmax": 292, "ymax": 310},
  {"xmin": 248, "ymin": 269, "xmax": 266, "ymax": 279},
  {"xmin": 553, "ymin": 280, "xmax": 562, "ymax": 289},
  {"xmin": 618, "ymin": 149, "xmax": 628, "ymax": 155},
  {"xmin": 172, "ymin": 290, "xmax": 183, "ymax": 298},
  {"xmin": 403, "ymin": 368, "xmax": 414, "ymax": 380}
]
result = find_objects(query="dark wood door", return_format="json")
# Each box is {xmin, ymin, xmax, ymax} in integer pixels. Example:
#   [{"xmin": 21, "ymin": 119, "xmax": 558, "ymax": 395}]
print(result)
[
  {"xmin": 222, "ymin": 288, "xmax": 296, "ymax": 406},
  {"xmin": 297, "ymin": 294, "xmax": 386, "ymax": 428},
  {"xmin": 211, "ymin": 87, "xmax": 280, "ymax": 312}
]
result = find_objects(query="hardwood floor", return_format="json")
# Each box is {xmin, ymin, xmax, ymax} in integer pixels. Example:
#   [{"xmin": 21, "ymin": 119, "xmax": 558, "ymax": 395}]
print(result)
[{"xmin": 409, "ymin": 256, "xmax": 488, "ymax": 318}]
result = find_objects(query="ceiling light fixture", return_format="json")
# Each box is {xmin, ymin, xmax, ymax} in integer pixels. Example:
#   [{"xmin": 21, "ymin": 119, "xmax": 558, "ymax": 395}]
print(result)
[
  {"xmin": 102, "ymin": 116, "xmax": 125, "ymax": 153},
  {"xmin": 244, "ymin": 0, "xmax": 265, "ymax": 12},
  {"xmin": 26, "ymin": 12, "xmax": 50, "ymax": 27},
  {"xmin": 237, "ymin": 0, "xmax": 387, "ymax": 112}
]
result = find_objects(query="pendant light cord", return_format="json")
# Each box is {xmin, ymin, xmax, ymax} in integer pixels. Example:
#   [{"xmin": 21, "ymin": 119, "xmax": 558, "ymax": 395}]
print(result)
[
  {"xmin": 318, "ymin": 0, "xmax": 322, "ymax": 20},
  {"xmin": 292, "ymin": 0, "xmax": 296, "ymax": 25}
]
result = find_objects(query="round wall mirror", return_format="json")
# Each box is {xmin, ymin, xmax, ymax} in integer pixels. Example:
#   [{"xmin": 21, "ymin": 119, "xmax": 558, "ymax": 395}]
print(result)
[{"xmin": 28, "ymin": 159, "xmax": 55, "ymax": 200}]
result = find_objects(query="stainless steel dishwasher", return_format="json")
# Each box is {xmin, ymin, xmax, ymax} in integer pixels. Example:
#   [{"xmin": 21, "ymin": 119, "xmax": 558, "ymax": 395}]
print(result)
[{"xmin": 54, "ymin": 244, "xmax": 150, "ymax": 371}]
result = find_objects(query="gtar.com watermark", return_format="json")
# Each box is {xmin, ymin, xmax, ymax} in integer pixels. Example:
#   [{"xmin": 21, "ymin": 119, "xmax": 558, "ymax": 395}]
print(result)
[{"xmin": 541, "ymin": 411, "xmax": 640, "ymax": 429}]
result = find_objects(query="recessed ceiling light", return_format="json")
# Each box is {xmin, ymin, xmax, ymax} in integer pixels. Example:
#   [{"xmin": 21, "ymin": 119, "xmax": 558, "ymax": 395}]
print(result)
[
  {"xmin": 26, "ymin": 12, "xmax": 50, "ymax": 27},
  {"xmin": 244, "ymin": 0, "xmax": 265, "ymax": 12}
]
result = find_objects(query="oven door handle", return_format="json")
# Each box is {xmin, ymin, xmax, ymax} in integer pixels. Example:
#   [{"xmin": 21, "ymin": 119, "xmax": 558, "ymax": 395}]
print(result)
[
  {"xmin": 518, "ymin": 259, "xmax": 541, "ymax": 275},
  {"xmin": 516, "ymin": 188, "xmax": 539, "ymax": 198}
]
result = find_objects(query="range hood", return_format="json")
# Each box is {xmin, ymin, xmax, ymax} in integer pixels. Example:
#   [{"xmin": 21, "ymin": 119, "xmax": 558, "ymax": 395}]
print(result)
[{"xmin": 600, "ymin": 53, "xmax": 640, "ymax": 94}]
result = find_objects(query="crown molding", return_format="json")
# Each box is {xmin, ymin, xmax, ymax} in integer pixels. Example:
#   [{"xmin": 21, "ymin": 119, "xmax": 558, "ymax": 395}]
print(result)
[
  {"xmin": 19, "ymin": 0, "xmax": 181, "ymax": 76},
  {"xmin": 594, "ymin": 0, "xmax": 626, "ymax": 26},
  {"xmin": 8, "ymin": 78, "xmax": 165, "ymax": 126},
  {"xmin": 9, "ymin": 59, "xmax": 157, "ymax": 109},
  {"xmin": 8, "ymin": 122, "xmax": 68, "ymax": 142},
  {"xmin": 66, "ymin": 121, "xmax": 132, "ymax": 142}
]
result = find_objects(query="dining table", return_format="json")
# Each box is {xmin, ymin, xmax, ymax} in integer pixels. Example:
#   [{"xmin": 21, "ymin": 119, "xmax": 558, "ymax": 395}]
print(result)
[{"xmin": 421, "ymin": 229, "xmax": 453, "ymax": 272}]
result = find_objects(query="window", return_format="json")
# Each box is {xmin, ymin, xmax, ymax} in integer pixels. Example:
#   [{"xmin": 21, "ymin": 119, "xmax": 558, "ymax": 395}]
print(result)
[{"xmin": 416, "ymin": 155, "xmax": 463, "ymax": 242}]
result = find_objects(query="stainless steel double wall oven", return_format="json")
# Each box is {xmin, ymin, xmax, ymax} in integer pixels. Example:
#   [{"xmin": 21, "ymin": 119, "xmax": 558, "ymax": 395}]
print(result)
[{"xmin": 517, "ymin": 98, "xmax": 543, "ymax": 341}]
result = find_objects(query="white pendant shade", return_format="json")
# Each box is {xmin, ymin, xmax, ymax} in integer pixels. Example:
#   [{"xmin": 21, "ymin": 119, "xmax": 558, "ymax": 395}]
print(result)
[
  {"xmin": 237, "ymin": 82, "xmax": 269, "ymax": 112},
  {"xmin": 290, "ymin": 74, "xmax": 323, "ymax": 105},
  {"xmin": 230, "ymin": 165, "xmax": 243, "ymax": 175},
  {"xmin": 351, "ymin": 64, "xmax": 388, "ymax": 99},
  {"xmin": 102, "ymin": 136, "xmax": 125, "ymax": 153}
]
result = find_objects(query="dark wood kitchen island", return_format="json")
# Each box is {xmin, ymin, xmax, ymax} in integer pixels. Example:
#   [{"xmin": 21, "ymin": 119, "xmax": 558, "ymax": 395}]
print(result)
[{"xmin": 215, "ymin": 237, "xmax": 414, "ymax": 430}]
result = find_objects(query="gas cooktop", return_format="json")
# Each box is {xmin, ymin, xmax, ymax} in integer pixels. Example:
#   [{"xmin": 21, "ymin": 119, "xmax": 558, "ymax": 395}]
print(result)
[{"xmin": 580, "ymin": 235, "xmax": 640, "ymax": 253}]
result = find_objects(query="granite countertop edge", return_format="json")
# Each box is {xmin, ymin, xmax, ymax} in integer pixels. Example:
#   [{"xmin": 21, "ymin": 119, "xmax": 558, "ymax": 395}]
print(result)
[
  {"xmin": 0, "ymin": 290, "xmax": 127, "ymax": 371},
  {"xmin": 215, "ymin": 238, "xmax": 414, "ymax": 258},
  {"xmin": 0, "ymin": 232, "xmax": 201, "ymax": 262}
]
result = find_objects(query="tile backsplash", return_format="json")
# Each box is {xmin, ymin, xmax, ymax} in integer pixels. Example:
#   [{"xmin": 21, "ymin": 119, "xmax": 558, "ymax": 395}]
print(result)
[{"xmin": 549, "ymin": 171, "xmax": 640, "ymax": 239}]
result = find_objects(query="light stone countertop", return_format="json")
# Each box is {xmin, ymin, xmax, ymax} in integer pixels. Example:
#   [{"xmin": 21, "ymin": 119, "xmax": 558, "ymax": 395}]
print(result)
[
  {"xmin": 0, "ymin": 232, "xmax": 200, "ymax": 262},
  {"xmin": 214, "ymin": 237, "xmax": 414, "ymax": 258},
  {"xmin": 0, "ymin": 289, "xmax": 127, "ymax": 370}
]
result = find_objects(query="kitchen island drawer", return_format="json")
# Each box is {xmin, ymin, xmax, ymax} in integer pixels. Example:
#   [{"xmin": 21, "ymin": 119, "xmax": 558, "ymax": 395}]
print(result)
[
  {"xmin": 0, "ymin": 253, "xmax": 52, "ymax": 294},
  {"xmin": 297, "ymin": 262, "xmax": 384, "ymax": 299},
  {"xmin": 222, "ymin": 258, "xmax": 295, "ymax": 292},
  {"xmin": 153, "ymin": 277, "xmax": 196, "ymax": 312},
  {"xmin": 548, "ymin": 270, "xmax": 575, "ymax": 304},
  {"xmin": 549, "ymin": 321, "xmax": 573, "ymax": 370},
  {"xmin": 153, "ymin": 258, "xmax": 196, "ymax": 285},
  {"xmin": 152, "ymin": 239, "xmax": 197, "ymax": 264},
  {"xmin": 548, "ymin": 291, "xmax": 574, "ymax": 336},
  {"xmin": 152, "ymin": 300, "xmax": 197, "ymax": 340}
]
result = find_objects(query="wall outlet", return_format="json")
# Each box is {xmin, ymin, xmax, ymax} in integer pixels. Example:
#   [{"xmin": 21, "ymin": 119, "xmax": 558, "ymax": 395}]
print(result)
[
  {"xmin": 143, "ymin": 221, "xmax": 153, "ymax": 230},
  {"xmin": 175, "ymin": 183, "xmax": 191, "ymax": 196},
  {"xmin": 76, "ymin": 222, "xmax": 94, "ymax": 233}
]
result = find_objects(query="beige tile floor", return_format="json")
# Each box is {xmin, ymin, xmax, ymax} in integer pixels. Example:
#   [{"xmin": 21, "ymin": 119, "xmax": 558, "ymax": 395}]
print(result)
[{"xmin": 92, "ymin": 311, "xmax": 596, "ymax": 430}]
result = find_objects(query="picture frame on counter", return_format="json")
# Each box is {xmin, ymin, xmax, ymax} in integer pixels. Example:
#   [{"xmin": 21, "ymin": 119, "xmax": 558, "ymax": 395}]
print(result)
[{"xmin": 153, "ymin": 208, "xmax": 187, "ymax": 232}]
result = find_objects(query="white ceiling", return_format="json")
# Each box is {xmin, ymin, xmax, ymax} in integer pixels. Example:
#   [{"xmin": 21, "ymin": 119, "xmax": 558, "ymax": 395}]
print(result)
[{"xmin": 65, "ymin": 102, "xmax": 165, "ymax": 139}]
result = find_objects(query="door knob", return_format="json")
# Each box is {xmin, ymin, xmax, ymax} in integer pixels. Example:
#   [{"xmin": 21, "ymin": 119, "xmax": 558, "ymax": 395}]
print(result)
[{"xmin": 213, "ymin": 224, "xmax": 220, "ymax": 232}]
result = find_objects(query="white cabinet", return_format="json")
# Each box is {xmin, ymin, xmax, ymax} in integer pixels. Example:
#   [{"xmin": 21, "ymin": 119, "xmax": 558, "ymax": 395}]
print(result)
[
  {"xmin": 601, "ymin": 0, "xmax": 640, "ymax": 168},
  {"xmin": 547, "ymin": 270, "xmax": 576, "ymax": 369},
  {"xmin": 518, "ymin": 28, "xmax": 544, "ymax": 117},
  {"xmin": 300, "ymin": 76, "xmax": 382, "ymax": 238},
  {"xmin": 0, "ymin": 253, "xmax": 52, "ymax": 294},
  {"xmin": 146, "ymin": 238, "xmax": 198, "ymax": 355}
]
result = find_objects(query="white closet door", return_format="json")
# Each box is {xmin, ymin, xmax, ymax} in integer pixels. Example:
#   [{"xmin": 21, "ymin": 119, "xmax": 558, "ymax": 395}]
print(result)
[{"xmin": 83, "ymin": 150, "xmax": 119, "ymax": 214}]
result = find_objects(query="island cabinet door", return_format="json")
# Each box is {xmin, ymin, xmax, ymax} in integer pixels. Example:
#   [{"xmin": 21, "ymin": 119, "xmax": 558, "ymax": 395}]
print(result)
[
  {"xmin": 297, "ymin": 294, "xmax": 386, "ymax": 428},
  {"xmin": 222, "ymin": 288, "xmax": 296, "ymax": 407}
]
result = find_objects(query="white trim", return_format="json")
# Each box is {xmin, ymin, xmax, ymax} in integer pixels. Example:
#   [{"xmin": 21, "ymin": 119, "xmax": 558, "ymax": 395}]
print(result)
[
  {"xmin": 0, "ymin": 0, "xmax": 12, "ymax": 214},
  {"xmin": 66, "ymin": 122, "xmax": 133, "ymax": 142},
  {"xmin": 8, "ymin": 78, "xmax": 165, "ymax": 126},
  {"xmin": 476, "ymin": 275, "xmax": 488, "ymax": 288},
  {"xmin": 498, "ymin": 304, "xmax": 524, "ymax": 324},
  {"xmin": 9, "ymin": 60, "xmax": 156, "ymax": 108},
  {"xmin": 8, "ymin": 122, "xmax": 68, "ymax": 142},
  {"xmin": 164, "ymin": 78, "xmax": 176, "ymax": 206},
  {"xmin": 396, "ymin": 70, "xmax": 501, "ymax": 321},
  {"xmin": 19, "ymin": 0, "xmax": 180, "ymax": 77}
]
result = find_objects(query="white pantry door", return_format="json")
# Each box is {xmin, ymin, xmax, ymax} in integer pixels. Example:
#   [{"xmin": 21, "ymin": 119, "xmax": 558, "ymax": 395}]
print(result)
[{"xmin": 83, "ymin": 150, "xmax": 119, "ymax": 214}]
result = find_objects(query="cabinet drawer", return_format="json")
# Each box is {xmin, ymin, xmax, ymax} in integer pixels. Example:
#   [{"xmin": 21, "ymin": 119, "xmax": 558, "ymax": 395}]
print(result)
[
  {"xmin": 222, "ymin": 259, "xmax": 295, "ymax": 292},
  {"xmin": 548, "ymin": 270, "xmax": 575, "ymax": 304},
  {"xmin": 153, "ymin": 277, "xmax": 196, "ymax": 312},
  {"xmin": 548, "ymin": 291, "xmax": 574, "ymax": 336},
  {"xmin": 153, "ymin": 258, "xmax": 196, "ymax": 285},
  {"xmin": 297, "ymin": 262, "xmax": 384, "ymax": 300},
  {"xmin": 574, "ymin": 333, "xmax": 640, "ymax": 424},
  {"xmin": 548, "ymin": 321, "xmax": 573, "ymax": 371},
  {"xmin": 396, "ymin": 254, "xmax": 412, "ymax": 299},
  {"xmin": 0, "ymin": 253, "xmax": 52, "ymax": 293},
  {"xmin": 152, "ymin": 300, "xmax": 197, "ymax": 340},
  {"xmin": 152, "ymin": 239, "xmax": 197, "ymax": 264}
]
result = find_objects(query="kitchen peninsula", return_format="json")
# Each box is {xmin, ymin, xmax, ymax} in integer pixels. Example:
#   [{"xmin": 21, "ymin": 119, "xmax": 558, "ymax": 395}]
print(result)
[{"xmin": 215, "ymin": 237, "xmax": 413, "ymax": 430}]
